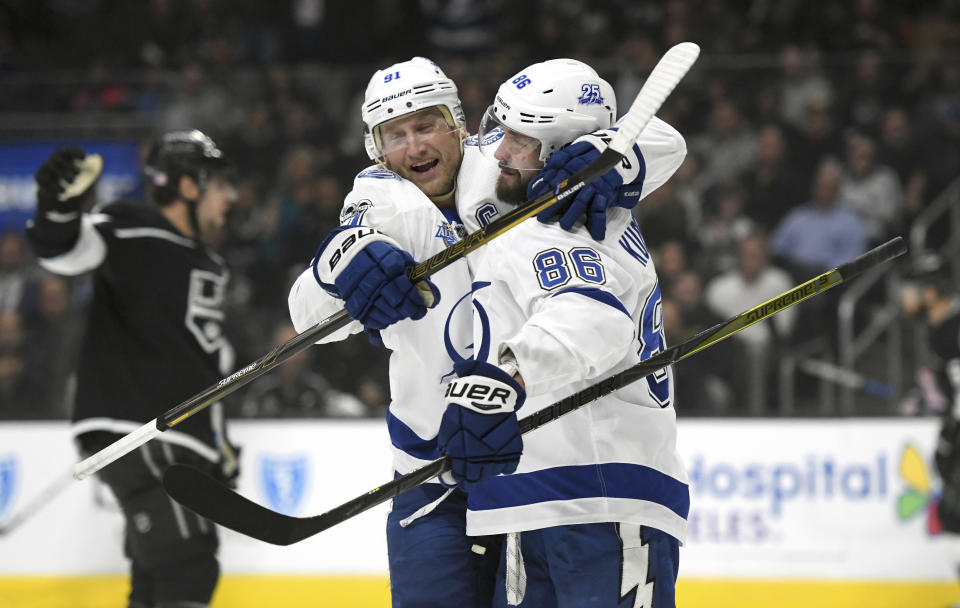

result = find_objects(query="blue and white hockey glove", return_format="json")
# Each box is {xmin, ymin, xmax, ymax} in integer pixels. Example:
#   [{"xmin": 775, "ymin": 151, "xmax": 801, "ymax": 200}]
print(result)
[
  {"xmin": 437, "ymin": 359, "xmax": 525, "ymax": 491},
  {"xmin": 528, "ymin": 128, "xmax": 644, "ymax": 241},
  {"xmin": 312, "ymin": 226, "xmax": 439, "ymax": 331}
]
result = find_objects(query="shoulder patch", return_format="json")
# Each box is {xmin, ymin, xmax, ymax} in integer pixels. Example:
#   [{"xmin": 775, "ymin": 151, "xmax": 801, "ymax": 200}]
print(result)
[
  {"xmin": 357, "ymin": 168, "xmax": 401, "ymax": 180},
  {"xmin": 340, "ymin": 198, "xmax": 375, "ymax": 223}
]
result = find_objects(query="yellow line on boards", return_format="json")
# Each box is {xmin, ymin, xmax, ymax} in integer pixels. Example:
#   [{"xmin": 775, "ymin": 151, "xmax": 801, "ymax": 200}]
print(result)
[
  {"xmin": 0, "ymin": 576, "xmax": 391, "ymax": 608},
  {"xmin": 0, "ymin": 576, "xmax": 957, "ymax": 608},
  {"xmin": 679, "ymin": 579, "xmax": 960, "ymax": 608}
]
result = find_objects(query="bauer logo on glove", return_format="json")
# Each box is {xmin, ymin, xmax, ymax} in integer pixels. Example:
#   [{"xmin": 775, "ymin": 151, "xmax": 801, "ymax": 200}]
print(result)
[
  {"xmin": 444, "ymin": 376, "xmax": 519, "ymax": 412},
  {"xmin": 323, "ymin": 227, "xmax": 381, "ymax": 272},
  {"xmin": 437, "ymin": 359, "xmax": 526, "ymax": 489}
]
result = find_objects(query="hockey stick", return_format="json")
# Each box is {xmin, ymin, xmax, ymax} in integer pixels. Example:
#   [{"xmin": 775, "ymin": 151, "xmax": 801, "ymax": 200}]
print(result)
[
  {"xmin": 0, "ymin": 470, "xmax": 74, "ymax": 536},
  {"xmin": 162, "ymin": 237, "xmax": 907, "ymax": 546},
  {"xmin": 796, "ymin": 358, "xmax": 896, "ymax": 398},
  {"xmin": 73, "ymin": 42, "xmax": 702, "ymax": 481}
]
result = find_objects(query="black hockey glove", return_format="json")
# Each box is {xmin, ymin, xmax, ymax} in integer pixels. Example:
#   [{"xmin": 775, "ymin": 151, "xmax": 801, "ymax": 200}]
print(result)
[{"xmin": 34, "ymin": 147, "xmax": 102, "ymax": 216}]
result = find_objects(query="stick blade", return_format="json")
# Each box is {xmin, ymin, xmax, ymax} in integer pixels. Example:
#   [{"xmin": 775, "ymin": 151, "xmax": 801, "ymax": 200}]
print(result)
[
  {"xmin": 163, "ymin": 464, "xmax": 303, "ymax": 546},
  {"xmin": 609, "ymin": 41, "xmax": 700, "ymax": 154}
]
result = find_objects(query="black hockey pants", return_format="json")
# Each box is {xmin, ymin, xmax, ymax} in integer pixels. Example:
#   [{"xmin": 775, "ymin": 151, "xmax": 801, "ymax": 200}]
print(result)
[{"xmin": 80, "ymin": 432, "xmax": 220, "ymax": 608}]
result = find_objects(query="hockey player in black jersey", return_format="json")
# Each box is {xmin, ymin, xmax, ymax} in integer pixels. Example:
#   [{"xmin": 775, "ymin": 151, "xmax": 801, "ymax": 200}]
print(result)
[{"xmin": 27, "ymin": 131, "xmax": 238, "ymax": 608}]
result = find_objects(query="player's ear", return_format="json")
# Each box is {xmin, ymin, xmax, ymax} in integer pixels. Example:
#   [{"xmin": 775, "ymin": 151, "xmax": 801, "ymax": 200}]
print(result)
[{"xmin": 178, "ymin": 175, "xmax": 199, "ymax": 201}]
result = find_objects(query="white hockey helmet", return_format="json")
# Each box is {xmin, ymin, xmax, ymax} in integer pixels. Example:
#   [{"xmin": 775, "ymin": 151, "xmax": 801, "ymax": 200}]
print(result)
[
  {"xmin": 362, "ymin": 57, "xmax": 466, "ymax": 161},
  {"xmin": 479, "ymin": 59, "xmax": 616, "ymax": 165}
]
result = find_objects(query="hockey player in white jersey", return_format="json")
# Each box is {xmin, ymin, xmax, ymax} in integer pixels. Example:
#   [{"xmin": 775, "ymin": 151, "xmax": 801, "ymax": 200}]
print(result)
[
  {"xmin": 288, "ymin": 56, "xmax": 684, "ymax": 607},
  {"xmin": 288, "ymin": 57, "xmax": 509, "ymax": 607},
  {"xmin": 435, "ymin": 60, "xmax": 689, "ymax": 607}
]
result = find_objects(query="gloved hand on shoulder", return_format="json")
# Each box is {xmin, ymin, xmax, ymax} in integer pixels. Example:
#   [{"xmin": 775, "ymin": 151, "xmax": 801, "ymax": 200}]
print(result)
[{"xmin": 527, "ymin": 128, "xmax": 643, "ymax": 240}]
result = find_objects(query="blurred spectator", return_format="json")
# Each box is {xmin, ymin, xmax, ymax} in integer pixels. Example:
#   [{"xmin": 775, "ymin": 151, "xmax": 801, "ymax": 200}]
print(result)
[
  {"xmin": 771, "ymin": 161, "xmax": 867, "ymax": 277},
  {"xmin": 771, "ymin": 161, "xmax": 867, "ymax": 351},
  {"xmin": 669, "ymin": 270, "xmax": 717, "ymax": 338},
  {"xmin": 792, "ymin": 98, "xmax": 843, "ymax": 180},
  {"xmin": 689, "ymin": 98, "xmax": 757, "ymax": 188},
  {"xmin": 635, "ymin": 180, "xmax": 689, "ymax": 250},
  {"xmin": 0, "ymin": 310, "xmax": 42, "ymax": 418},
  {"xmin": 162, "ymin": 62, "xmax": 241, "ymax": 134},
  {"xmin": 314, "ymin": 173, "xmax": 346, "ymax": 229},
  {"xmin": 877, "ymin": 106, "xmax": 927, "ymax": 214},
  {"xmin": 921, "ymin": 61, "xmax": 960, "ymax": 196},
  {"xmin": 71, "ymin": 61, "xmax": 134, "ymax": 113},
  {"xmin": 671, "ymin": 152, "xmax": 706, "ymax": 235},
  {"xmin": 697, "ymin": 182, "xmax": 755, "ymax": 277},
  {"xmin": 614, "ymin": 33, "xmax": 661, "ymax": 108},
  {"xmin": 743, "ymin": 123, "xmax": 805, "ymax": 232},
  {"xmin": 705, "ymin": 232, "xmax": 796, "ymax": 413},
  {"xmin": 838, "ymin": 132, "xmax": 903, "ymax": 244},
  {"xmin": 848, "ymin": 0, "xmax": 896, "ymax": 50},
  {"xmin": 240, "ymin": 323, "xmax": 367, "ymax": 418},
  {"xmin": 778, "ymin": 44, "xmax": 833, "ymax": 130},
  {"xmin": 662, "ymin": 284, "xmax": 735, "ymax": 415},
  {"xmin": 250, "ymin": 145, "xmax": 325, "ymax": 308},
  {"xmin": 654, "ymin": 239, "xmax": 689, "ymax": 296},
  {"xmin": 0, "ymin": 231, "xmax": 36, "ymax": 313},
  {"xmin": 21, "ymin": 275, "xmax": 83, "ymax": 418},
  {"xmin": 839, "ymin": 49, "xmax": 892, "ymax": 132},
  {"xmin": 225, "ymin": 102, "xmax": 284, "ymax": 182},
  {"xmin": 419, "ymin": 0, "xmax": 499, "ymax": 57}
]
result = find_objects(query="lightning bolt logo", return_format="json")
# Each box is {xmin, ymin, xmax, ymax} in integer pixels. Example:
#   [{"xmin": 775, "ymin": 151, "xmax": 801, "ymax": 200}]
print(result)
[{"xmin": 619, "ymin": 523, "xmax": 655, "ymax": 608}]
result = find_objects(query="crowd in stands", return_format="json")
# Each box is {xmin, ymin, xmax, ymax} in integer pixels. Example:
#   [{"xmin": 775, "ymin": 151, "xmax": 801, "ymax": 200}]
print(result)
[{"xmin": 0, "ymin": 0, "xmax": 958, "ymax": 419}]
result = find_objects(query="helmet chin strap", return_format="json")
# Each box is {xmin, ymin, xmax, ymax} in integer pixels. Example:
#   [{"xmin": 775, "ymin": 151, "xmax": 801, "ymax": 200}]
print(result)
[
  {"xmin": 185, "ymin": 169, "xmax": 210, "ymax": 241},
  {"xmin": 429, "ymin": 132, "xmax": 466, "ymax": 208}
]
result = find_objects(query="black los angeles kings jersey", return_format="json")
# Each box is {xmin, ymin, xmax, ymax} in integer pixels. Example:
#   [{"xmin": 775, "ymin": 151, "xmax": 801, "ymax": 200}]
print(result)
[{"xmin": 27, "ymin": 200, "xmax": 234, "ymax": 460}]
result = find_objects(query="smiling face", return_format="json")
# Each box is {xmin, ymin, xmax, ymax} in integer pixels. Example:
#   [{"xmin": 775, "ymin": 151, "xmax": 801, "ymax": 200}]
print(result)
[
  {"xmin": 377, "ymin": 107, "xmax": 464, "ymax": 201},
  {"xmin": 493, "ymin": 126, "xmax": 544, "ymax": 204}
]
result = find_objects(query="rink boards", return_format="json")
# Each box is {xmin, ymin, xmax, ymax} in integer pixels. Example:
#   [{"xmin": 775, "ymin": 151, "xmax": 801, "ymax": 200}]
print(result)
[{"xmin": 0, "ymin": 418, "xmax": 955, "ymax": 607}]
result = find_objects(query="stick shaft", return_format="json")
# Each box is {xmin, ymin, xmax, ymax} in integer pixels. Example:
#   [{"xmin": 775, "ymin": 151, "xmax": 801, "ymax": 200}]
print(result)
[
  {"xmin": 73, "ymin": 419, "xmax": 161, "ymax": 480},
  {"xmin": 74, "ymin": 46, "xmax": 701, "ymax": 480},
  {"xmin": 336, "ymin": 239, "xmax": 909, "ymax": 529},
  {"xmin": 0, "ymin": 470, "xmax": 75, "ymax": 535},
  {"xmin": 164, "ymin": 237, "xmax": 905, "ymax": 545},
  {"xmin": 161, "ymin": 41, "xmax": 706, "ymax": 543}
]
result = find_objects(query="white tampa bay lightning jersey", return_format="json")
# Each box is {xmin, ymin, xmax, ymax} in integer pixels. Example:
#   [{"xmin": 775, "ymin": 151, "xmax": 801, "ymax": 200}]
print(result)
[
  {"xmin": 454, "ymin": 116, "xmax": 690, "ymax": 543},
  {"xmin": 288, "ymin": 144, "xmax": 500, "ymax": 476}
]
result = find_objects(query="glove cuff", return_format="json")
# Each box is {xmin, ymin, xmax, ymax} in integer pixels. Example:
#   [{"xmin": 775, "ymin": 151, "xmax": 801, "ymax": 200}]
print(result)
[
  {"xmin": 311, "ymin": 226, "xmax": 403, "ymax": 294},
  {"xmin": 445, "ymin": 374, "xmax": 522, "ymax": 414},
  {"xmin": 573, "ymin": 128, "xmax": 642, "ymax": 185},
  {"xmin": 448, "ymin": 359, "xmax": 526, "ymax": 413}
]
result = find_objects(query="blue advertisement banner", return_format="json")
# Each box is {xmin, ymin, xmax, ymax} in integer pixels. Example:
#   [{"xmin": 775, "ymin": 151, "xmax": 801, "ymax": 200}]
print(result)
[{"xmin": 0, "ymin": 140, "xmax": 142, "ymax": 234}]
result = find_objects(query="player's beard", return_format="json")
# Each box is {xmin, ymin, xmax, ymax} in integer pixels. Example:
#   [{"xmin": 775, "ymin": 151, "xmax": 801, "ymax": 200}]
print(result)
[{"xmin": 495, "ymin": 171, "xmax": 530, "ymax": 205}]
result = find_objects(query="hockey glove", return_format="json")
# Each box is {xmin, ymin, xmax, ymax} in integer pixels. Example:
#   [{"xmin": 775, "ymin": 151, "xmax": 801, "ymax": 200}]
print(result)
[
  {"xmin": 35, "ymin": 147, "xmax": 103, "ymax": 218},
  {"xmin": 528, "ymin": 128, "xmax": 644, "ymax": 241},
  {"xmin": 437, "ymin": 359, "xmax": 525, "ymax": 491},
  {"xmin": 312, "ymin": 226, "xmax": 439, "ymax": 331}
]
